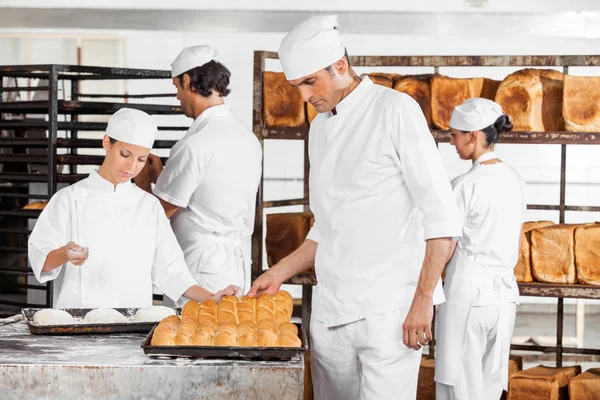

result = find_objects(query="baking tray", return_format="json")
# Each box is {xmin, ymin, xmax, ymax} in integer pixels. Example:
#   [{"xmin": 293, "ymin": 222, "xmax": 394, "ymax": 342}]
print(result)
[
  {"xmin": 21, "ymin": 307, "xmax": 179, "ymax": 335},
  {"xmin": 141, "ymin": 322, "xmax": 308, "ymax": 361}
]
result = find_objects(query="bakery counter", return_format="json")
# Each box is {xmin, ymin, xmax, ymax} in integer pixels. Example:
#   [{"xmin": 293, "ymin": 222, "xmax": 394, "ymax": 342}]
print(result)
[{"xmin": 0, "ymin": 321, "xmax": 304, "ymax": 400}]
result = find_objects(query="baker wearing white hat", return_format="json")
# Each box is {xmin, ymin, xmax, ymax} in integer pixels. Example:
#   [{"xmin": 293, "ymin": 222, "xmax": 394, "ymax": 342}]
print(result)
[
  {"xmin": 28, "ymin": 107, "xmax": 240, "ymax": 308},
  {"xmin": 135, "ymin": 45, "xmax": 261, "ymax": 303},
  {"xmin": 249, "ymin": 15, "xmax": 462, "ymax": 400},
  {"xmin": 436, "ymin": 98, "xmax": 525, "ymax": 400}
]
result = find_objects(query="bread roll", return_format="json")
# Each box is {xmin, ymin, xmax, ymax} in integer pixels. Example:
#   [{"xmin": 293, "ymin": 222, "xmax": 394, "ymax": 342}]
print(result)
[
  {"xmin": 177, "ymin": 319, "xmax": 197, "ymax": 337},
  {"xmin": 217, "ymin": 300, "xmax": 238, "ymax": 324},
  {"xmin": 263, "ymin": 71, "xmax": 306, "ymax": 128},
  {"xmin": 198, "ymin": 318, "xmax": 218, "ymax": 332},
  {"xmin": 217, "ymin": 321, "xmax": 239, "ymax": 335},
  {"xmin": 191, "ymin": 332, "xmax": 213, "ymax": 346},
  {"xmin": 394, "ymin": 75, "xmax": 433, "ymax": 128},
  {"xmin": 196, "ymin": 324, "xmax": 217, "ymax": 336},
  {"xmin": 238, "ymin": 333, "xmax": 258, "ymax": 347},
  {"xmin": 236, "ymin": 302, "xmax": 256, "ymax": 323},
  {"xmin": 265, "ymin": 212, "xmax": 314, "ymax": 266},
  {"xmin": 274, "ymin": 290, "xmax": 294, "ymax": 319},
  {"xmin": 277, "ymin": 332, "xmax": 302, "ymax": 348},
  {"xmin": 278, "ymin": 322, "xmax": 298, "ymax": 336},
  {"xmin": 23, "ymin": 200, "xmax": 48, "ymax": 210},
  {"xmin": 568, "ymin": 368, "xmax": 600, "ymax": 399},
  {"xmin": 496, "ymin": 69, "xmax": 564, "ymax": 132},
  {"xmin": 531, "ymin": 224, "xmax": 579, "ymax": 284},
  {"xmin": 575, "ymin": 224, "xmax": 600, "ymax": 285},
  {"xmin": 432, "ymin": 75, "xmax": 500, "ymax": 130},
  {"xmin": 515, "ymin": 221, "xmax": 555, "ymax": 282},
  {"xmin": 508, "ymin": 365, "xmax": 581, "ymax": 400},
  {"xmin": 257, "ymin": 318, "xmax": 278, "ymax": 332},
  {"xmin": 257, "ymin": 329, "xmax": 278, "ymax": 347},
  {"xmin": 214, "ymin": 330, "xmax": 237, "ymax": 347},
  {"xmin": 563, "ymin": 75, "xmax": 600, "ymax": 132},
  {"xmin": 238, "ymin": 321, "xmax": 257, "ymax": 337},
  {"xmin": 151, "ymin": 331, "xmax": 175, "ymax": 346},
  {"xmin": 174, "ymin": 333, "xmax": 192, "ymax": 346},
  {"xmin": 181, "ymin": 300, "xmax": 200, "ymax": 321},
  {"xmin": 160, "ymin": 315, "xmax": 181, "ymax": 326},
  {"xmin": 198, "ymin": 299, "xmax": 217, "ymax": 322}
]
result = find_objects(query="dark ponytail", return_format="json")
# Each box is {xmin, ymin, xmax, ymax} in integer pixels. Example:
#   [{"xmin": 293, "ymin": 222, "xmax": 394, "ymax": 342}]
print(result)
[{"xmin": 481, "ymin": 114, "xmax": 513, "ymax": 146}]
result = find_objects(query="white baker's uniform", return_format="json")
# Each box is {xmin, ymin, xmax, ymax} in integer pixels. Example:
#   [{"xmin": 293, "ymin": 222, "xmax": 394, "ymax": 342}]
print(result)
[
  {"xmin": 154, "ymin": 104, "xmax": 262, "ymax": 297},
  {"xmin": 307, "ymin": 77, "xmax": 462, "ymax": 399},
  {"xmin": 436, "ymin": 152, "xmax": 526, "ymax": 400},
  {"xmin": 29, "ymin": 170, "xmax": 198, "ymax": 308}
]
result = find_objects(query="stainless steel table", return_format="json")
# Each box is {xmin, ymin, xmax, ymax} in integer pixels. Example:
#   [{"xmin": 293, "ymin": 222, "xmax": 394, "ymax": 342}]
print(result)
[{"xmin": 0, "ymin": 321, "xmax": 304, "ymax": 400}]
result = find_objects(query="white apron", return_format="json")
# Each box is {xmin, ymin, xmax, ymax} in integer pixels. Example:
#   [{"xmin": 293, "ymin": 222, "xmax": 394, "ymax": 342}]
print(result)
[{"xmin": 436, "ymin": 247, "xmax": 516, "ymax": 391}]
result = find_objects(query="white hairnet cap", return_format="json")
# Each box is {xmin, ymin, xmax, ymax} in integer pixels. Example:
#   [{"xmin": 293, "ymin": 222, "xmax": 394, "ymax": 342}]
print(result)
[
  {"xmin": 106, "ymin": 108, "xmax": 157, "ymax": 149},
  {"xmin": 278, "ymin": 15, "xmax": 345, "ymax": 81},
  {"xmin": 171, "ymin": 45, "xmax": 217, "ymax": 78},
  {"xmin": 449, "ymin": 98, "xmax": 504, "ymax": 131}
]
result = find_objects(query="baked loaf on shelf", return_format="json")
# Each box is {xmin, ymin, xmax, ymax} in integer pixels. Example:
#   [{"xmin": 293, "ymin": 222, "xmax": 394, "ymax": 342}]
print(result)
[
  {"xmin": 515, "ymin": 221, "xmax": 555, "ymax": 283},
  {"xmin": 263, "ymin": 71, "xmax": 307, "ymax": 128}
]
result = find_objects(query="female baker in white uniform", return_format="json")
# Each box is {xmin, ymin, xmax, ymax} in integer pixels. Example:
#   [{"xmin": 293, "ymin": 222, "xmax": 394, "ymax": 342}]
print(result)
[
  {"xmin": 435, "ymin": 98, "xmax": 526, "ymax": 400},
  {"xmin": 28, "ymin": 108, "xmax": 240, "ymax": 308}
]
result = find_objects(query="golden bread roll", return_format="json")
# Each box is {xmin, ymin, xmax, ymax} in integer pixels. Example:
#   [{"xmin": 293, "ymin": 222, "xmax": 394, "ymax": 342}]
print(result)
[
  {"xmin": 214, "ymin": 330, "xmax": 237, "ymax": 347},
  {"xmin": 238, "ymin": 320, "xmax": 257, "ymax": 331},
  {"xmin": 198, "ymin": 318, "xmax": 218, "ymax": 331},
  {"xmin": 257, "ymin": 294, "xmax": 275, "ymax": 310},
  {"xmin": 278, "ymin": 322, "xmax": 298, "ymax": 336},
  {"xmin": 221, "ymin": 295, "xmax": 239, "ymax": 304},
  {"xmin": 160, "ymin": 315, "xmax": 181, "ymax": 326},
  {"xmin": 273, "ymin": 308, "xmax": 289, "ymax": 325},
  {"xmin": 257, "ymin": 330, "xmax": 278, "ymax": 347},
  {"xmin": 195, "ymin": 324, "xmax": 216, "ymax": 336},
  {"xmin": 237, "ymin": 303, "xmax": 256, "ymax": 323},
  {"xmin": 197, "ymin": 299, "xmax": 217, "ymax": 322},
  {"xmin": 151, "ymin": 331, "xmax": 175, "ymax": 346},
  {"xmin": 174, "ymin": 333, "xmax": 192, "ymax": 346},
  {"xmin": 217, "ymin": 300, "xmax": 238, "ymax": 324},
  {"xmin": 191, "ymin": 332, "xmax": 213, "ymax": 346},
  {"xmin": 238, "ymin": 333, "xmax": 258, "ymax": 347},
  {"xmin": 23, "ymin": 201, "xmax": 48, "ymax": 210},
  {"xmin": 217, "ymin": 321, "xmax": 238, "ymax": 334},
  {"xmin": 181, "ymin": 301, "xmax": 200, "ymax": 321},
  {"xmin": 257, "ymin": 318, "xmax": 278, "ymax": 332},
  {"xmin": 274, "ymin": 290, "xmax": 293, "ymax": 304},
  {"xmin": 154, "ymin": 324, "xmax": 177, "ymax": 337},
  {"xmin": 238, "ymin": 321, "xmax": 257, "ymax": 337},
  {"xmin": 277, "ymin": 332, "xmax": 302, "ymax": 348}
]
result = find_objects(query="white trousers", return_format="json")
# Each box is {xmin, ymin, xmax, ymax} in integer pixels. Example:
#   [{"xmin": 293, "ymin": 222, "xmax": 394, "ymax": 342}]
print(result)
[
  {"xmin": 310, "ymin": 309, "xmax": 422, "ymax": 400},
  {"xmin": 436, "ymin": 303, "xmax": 517, "ymax": 400}
]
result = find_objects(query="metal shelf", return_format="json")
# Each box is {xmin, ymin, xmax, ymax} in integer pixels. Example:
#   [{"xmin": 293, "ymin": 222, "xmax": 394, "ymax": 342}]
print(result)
[
  {"xmin": 519, "ymin": 283, "xmax": 600, "ymax": 300},
  {"xmin": 0, "ymin": 100, "xmax": 182, "ymax": 115}
]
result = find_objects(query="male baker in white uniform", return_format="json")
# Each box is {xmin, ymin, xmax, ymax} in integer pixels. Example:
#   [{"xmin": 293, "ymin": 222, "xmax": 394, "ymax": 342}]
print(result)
[
  {"xmin": 249, "ymin": 15, "xmax": 462, "ymax": 399},
  {"xmin": 136, "ymin": 45, "xmax": 262, "ymax": 301}
]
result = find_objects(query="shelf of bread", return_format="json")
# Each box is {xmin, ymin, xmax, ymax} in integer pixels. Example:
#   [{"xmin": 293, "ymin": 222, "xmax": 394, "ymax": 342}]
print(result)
[
  {"xmin": 260, "ymin": 69, "xmax": 600, "ymax": 142},
  {"xmin": 151, "ymin": 291, "xmax": 302, "ymax": 347}
]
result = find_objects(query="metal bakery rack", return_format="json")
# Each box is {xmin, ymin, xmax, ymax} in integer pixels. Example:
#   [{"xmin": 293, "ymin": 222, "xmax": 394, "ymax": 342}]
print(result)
[
  {"xmin": 251, "ymin": 51, "xmax": 600, "ymax": 367},
  {"xmin": 0, "ymin": 64, "xmax": 186, "ymax": 314}
]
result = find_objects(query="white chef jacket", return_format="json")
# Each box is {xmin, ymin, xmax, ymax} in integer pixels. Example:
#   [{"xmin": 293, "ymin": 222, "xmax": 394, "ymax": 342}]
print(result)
[
  {"xmin": 451, "ymin": 152, "xmax": 526, "ymax": 305},
  {"xmin": 307, "ymin": 77, "xmax": 462, "ymax": 328},
  {"xmin": 153, "ymin": 104, "xmax": 262, "ymax": 292},
  {"xmin": 28, "ymin": 170, "xmax": 198, "ymax": 309}
]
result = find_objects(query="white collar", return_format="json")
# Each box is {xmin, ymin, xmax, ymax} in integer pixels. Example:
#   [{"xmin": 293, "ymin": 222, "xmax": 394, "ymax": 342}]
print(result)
[
  {"xmin": 329, "ymin": 76, "xmax": 373, "ymax": 116},
  {"xmin": 187, "ymin": 103, "xmax": 232, "ymax": 135},
  {"xmin": 473, "ymin": 151, "xmax": 497, "ymax": 167},
  {"xmin": 88, "ymin": 169, "xmax": 133, "ymax": 193}
]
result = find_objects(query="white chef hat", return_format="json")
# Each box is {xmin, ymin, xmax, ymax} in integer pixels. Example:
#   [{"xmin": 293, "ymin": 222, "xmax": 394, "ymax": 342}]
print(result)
[
  {"xmin": 449, "ymin": 98, "xmax": 505, "ymax": 131},
  {"xmin": 278, "ymin": 15, "xmax": 346, "ymax": 81},
  {"xmin": 171, "ymin": 45, "xmax": 217, "ymax": 78},
  {"xmin": 106, "ymin": 108, "xmax": 157, "ymax": 150}
]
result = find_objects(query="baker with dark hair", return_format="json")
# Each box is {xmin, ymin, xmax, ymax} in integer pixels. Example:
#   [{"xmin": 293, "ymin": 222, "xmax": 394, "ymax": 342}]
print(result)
[
  {"xmin": 135, "ymin": 45, "xmax": 262, "ymax": 304},
  {"xmin": 436, "ymin": 98, "xmax": 526, "ymax": 400}
]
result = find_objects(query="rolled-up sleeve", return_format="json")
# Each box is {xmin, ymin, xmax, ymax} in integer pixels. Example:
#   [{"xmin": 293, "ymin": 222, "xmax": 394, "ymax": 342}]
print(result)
[
  {"xmin": 393, "ymin": 96, "xmax": 462, "ymax": 240},
  {"xmin": 151, "ymin": 205, "xmax": 198, "ymax": 306},
  {"xmin": 153, "ymin": 144, "xmax": 204, "ymax": 208},
  {"xmin": 28, "ymin": 191, "xmax": 70, "ymax": 283}
]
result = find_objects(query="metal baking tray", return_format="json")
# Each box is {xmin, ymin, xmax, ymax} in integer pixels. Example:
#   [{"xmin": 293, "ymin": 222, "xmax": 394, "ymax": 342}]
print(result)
[
  {"xmin": 141, "ymin": 322, "xmax": 308, "ymax": 361},
  {"xmin": 21, "ymin": 307, "xmax": 179, "ymax": 335}
]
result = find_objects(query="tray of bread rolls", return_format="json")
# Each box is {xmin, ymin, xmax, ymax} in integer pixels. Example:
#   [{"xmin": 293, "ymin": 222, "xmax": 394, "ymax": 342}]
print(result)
[
  {"xmin": 142, "ymin": 291, "xmax": 308, "ymax": 360},
  {"xmin": 21, "ymin": 306, "xmax": 178, "ymax": 335}
]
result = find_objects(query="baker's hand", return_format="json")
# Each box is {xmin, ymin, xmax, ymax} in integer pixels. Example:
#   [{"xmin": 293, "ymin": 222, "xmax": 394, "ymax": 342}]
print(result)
[
  {"xmin": 247, "ymin": 267, "xmax": 285, "ymax": 298},
  {"xmin": 64, "ymin": 241, "xmax": 89, "ymax": 267},
  {"xmin": 402, "ymin": 290, "xmax": 434, "ymax": 350},
  {"xmin": 147, "ymin": 154, "xmax": 163, "ymax": 183},
  {"xmin": 212, "ymin": 285, "xmax": 242, "ymax": 303}
]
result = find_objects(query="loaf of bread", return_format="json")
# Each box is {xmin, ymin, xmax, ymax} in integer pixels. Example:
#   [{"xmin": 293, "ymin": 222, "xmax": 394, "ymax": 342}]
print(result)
[
  {"xmin": 394, "ymin": 75, "xmax": 433, "ymax": 128},
  {"xmin": 508, "ymin": 365, "xmax": 581, "ymax": 400},
  {"xmin": 515, "ymin": 221, "xmax": 556, "ymax": 282},
  {"xmin": 563, "ymin": 75, "xmax": 600, "ymax": 132},
  {"xmin": 23, "ymin": 200, "xmax": 48, "ymax": 210},
  {"xmin": 431, "ymin": 75, "xmax": 500, "ymax": 130},
  {"xmin": 568, "ymin": 368, "xmax": 600, "ymax": 400},
  {"xmin": 151, "ymin": 291, "xmax": 300, "ymax": 347},
  {"xmin": 306, "ymin": 102, "xmax": 318, "ymax": 124},
  {"xmin": 495, "ymin": 69, "xmax": 564, "ymax": 132},
  {"xmin": 574, "ymin": 224, "xmax": 600, "ymax": 285},
  {"xmin": 265, "ymin": 211, "xmax": 315, "ymax": 266},
  {"xmin": 509, "ymin": 355, "xmax": 524, "ymax": 377},
  {"xmin": 360, "ymin": 73, "xmax": 400, "ymax": 88},
  {"xmin": 531, "ymin": 224, "xmax": 580, "ymax": 284},
  {"xmin": 263, "ymin": 71, "xmax": 307, "ymax": 127}
]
